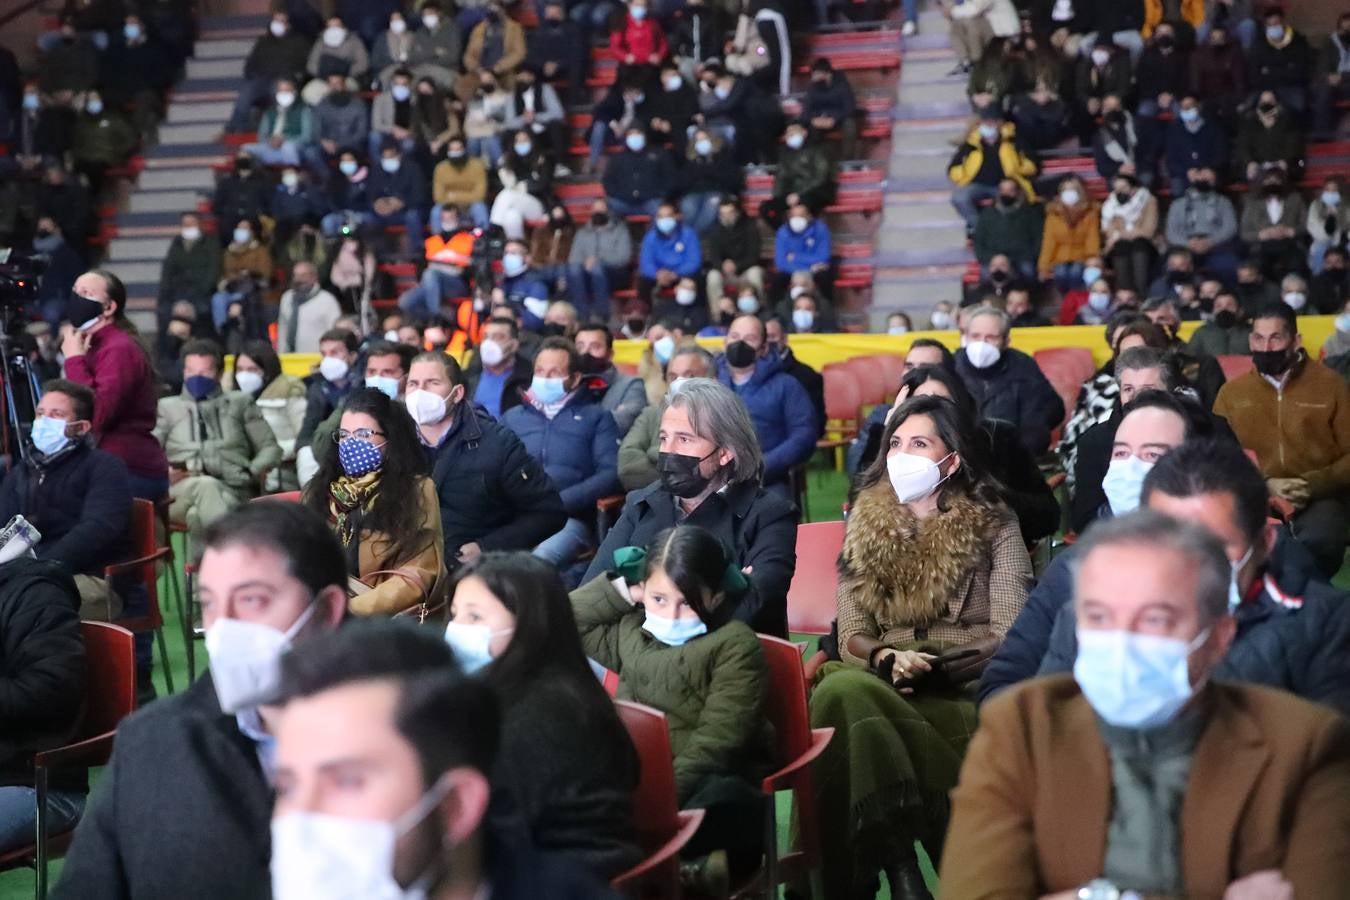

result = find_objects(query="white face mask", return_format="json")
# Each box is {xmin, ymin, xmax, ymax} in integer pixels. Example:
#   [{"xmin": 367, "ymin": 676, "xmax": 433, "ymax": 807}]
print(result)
[
  {"xmin": 389, "ymin": 17, "xmax": 407, "ymax": 33},
  {"xmin": 964, "ymin": 340, "xmax": 1001, "ymax": 369},
  {"xmin": 323, "ymin": 25, "xmax": 346, "ymax": 46},
  {"xmin": 276, "ymin": 91, "xmax": 296, "ymax": 108},
  {"xmin": 319, "ymin": 355, "xmax": 350, "ymax": 383},
  {"xmin": 205, "ymin": 601, "xmax": 319, "ymax": 714},
  {"xmin": 1101, "ymin": 455, "xmax": 1154, "ymax": 515},
  {"xmin": 478, "ymin": 339, "xmax": 505, "ymax": 367},
  {"xmin": 1283, "ymin": 291, "xmax": 1306, "ymax": 311},
  {"xmin": 930, "ymin": 311, "xmax": 954, "ymax": 330},
  {"xmin": 1228, "ymin": 544, "xmax": 1255, "ymax": 611},
  {"xmin": 788, "ymin": 216, "xmax": 808, "ymax": 233},
  {"xmin": 443, "ymin": 622, "xmax": 513, "ymax": 673},
  {"xmin": 270, "ymin": 778, "xmax": 451, "ymax": 900},
  {"xmin": 675, "ymin": 287, "xmax": 697, "ymax": 306},
  {"xmin": 1074, "ymin": 628, "xmax": 1211, "ymax": 729},
  {"xmin": 181, "ymin": 226, "xmax": 201, "ymax": 242},
  {"xmin": 270, "ymin": 20, "xmax": 287, "ymax": 37},
  {"xmin": 1060, "ymin": 189, "xmax": 1081, "ymax": 206},
  {"xmin": 887, "ymin": 325, "xmax": 908, "ymax": 336},
  {"xmin": 234, "ymin": 370, "xmax": 264, "ymax": 395},
  {"xmin": 886, "ymin": 450, "xmax": 954, "ymax": 504},
  {"xmin": 281, "ymin": 171, "xmax": 300, "ymax": 189},
  {"xmin": 667, "ymin": 376, "xmax": 690, "ymax": 397},
  {"xmin": 404, "ymin": 389, "xmax": 449, "ymax": 426}
]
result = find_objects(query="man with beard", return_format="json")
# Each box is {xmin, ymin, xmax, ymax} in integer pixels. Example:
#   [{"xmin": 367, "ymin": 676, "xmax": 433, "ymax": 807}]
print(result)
[{"xmin": 1214, "ymin": 302, "xmax": 1350, "ymax": 579}]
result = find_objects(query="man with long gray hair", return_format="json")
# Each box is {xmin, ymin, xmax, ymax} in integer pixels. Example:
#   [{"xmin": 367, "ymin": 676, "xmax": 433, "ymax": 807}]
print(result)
[
  {"xmin": 942, "ymin": 510, "xmax": 1350, "ymax": 898},
  {"xmin": 583, "ymin": 377, "xmax": 797, "ymax": 637}
]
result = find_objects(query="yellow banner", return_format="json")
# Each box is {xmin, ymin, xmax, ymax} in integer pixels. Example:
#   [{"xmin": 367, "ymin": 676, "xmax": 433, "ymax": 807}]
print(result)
[{"xmin": 273, "ymin": 316, "xmax": 1340, "ymax": 379}]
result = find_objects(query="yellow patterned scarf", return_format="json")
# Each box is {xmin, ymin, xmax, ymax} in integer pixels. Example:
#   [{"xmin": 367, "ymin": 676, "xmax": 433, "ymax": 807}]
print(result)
[{"xmin": 328, "ymin": 471, "xmax": 381, "ymax": 546}]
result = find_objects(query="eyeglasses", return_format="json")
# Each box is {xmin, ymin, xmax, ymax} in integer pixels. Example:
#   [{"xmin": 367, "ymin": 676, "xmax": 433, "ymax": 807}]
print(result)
[{"xmin": 334, "ymin": 428, "xmax": 386, "ymax": 443}]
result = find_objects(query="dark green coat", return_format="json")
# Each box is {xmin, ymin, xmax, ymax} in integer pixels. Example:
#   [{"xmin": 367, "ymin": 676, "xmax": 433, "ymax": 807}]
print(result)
[
  {"xmin": 973, "ymin": 200, "xmax": 1044, "ymax": 268},
  {"xmin": 571, "ymin": 575, "xmax": 774, "ymax": 805},
  {"xmin": 773, "ymin": 145, "xmax": 835, "ymax": 204}
]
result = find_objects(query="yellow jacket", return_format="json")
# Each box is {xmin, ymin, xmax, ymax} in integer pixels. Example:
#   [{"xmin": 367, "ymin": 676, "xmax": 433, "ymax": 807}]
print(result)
[
  {"xmin": 947, "ymin": 123, "xmax": 1037, "ymax": 200},
  {"xmin": 1143, "ymin": 0, "xmax": 1204, "ymax": 37},
  {"xmin": 348, "ymin": 476, "xmax": 446, "ymax": 616},
  {"xmin": 1038, "ymin": 200, "xmax": 1102, "ymax": 275}
]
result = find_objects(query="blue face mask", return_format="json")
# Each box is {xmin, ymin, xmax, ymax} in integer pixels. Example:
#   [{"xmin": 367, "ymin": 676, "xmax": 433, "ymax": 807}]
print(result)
[
  {"xmin": 365, "ymin": 376, "xmax": 400, "ymax": 399},
  {"xmin": 643, "ymin": 612, "xmax": 708, "ymax": 647},
  {"xmin": 501, "ymin": 253, "xmax": 526, "ymax": 277},
  {"xmin": 185, "ymin": 375, "xmax": 217, "ymax": 401},
  {"xmin": 653, "ymin": 335, "xmax": 675, "ymax": 364},
  {"xmin": 531, "ymin": 375, "xmax": 567, "ymax": 404},
  {"xmin": 1082, "ymin": 266, "xmax": 1102, "ymax": 286},
  {"xmin": 655, "ymin": 217, "xmax": 676, "ymax": 235},
  {"xmin": 1228, "ymin": 544, "xmax": 1254, "ymax": 611},
  {"xmin": 443, "ymin": 622, "xmax": 512, "ymax": 673},
  {"xmin": 1101, "ymin": 455, "xmax": 1153, "ymax": 516},
  {"xmin": 31, "ymin": 416, "xmax": 72, "ymax": 456},
  {"xmin": 1179, "ymin": 107, "xmax": 1199, "ymax": 124},
  {"xmin": 338, "ymin": 438, "xmax": 384, "ymax": 476},
  {"xmin": 1337, "ymin": 313, "xmax": 1350, "ymax": 334},
  {"xmin": 1074, "ymin": 627, "xmax": 1210, "ymax": 729}
]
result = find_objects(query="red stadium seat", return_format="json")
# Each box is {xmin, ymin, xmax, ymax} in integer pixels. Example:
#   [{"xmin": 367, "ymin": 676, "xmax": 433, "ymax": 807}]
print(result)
[
  {"xmin": 1217, "ymin": 354, "xmax": 1255, "ymax": 380},
  {"xmin": 1034, "ymin": 347, "xmax": 1096, "ymax": 440},
  {"xmin": 786, "ymin": 520, "xmax": 846, "ymax": 635}
]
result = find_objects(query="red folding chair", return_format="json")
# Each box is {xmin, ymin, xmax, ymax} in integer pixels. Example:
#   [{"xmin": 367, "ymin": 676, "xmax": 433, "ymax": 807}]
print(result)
[
  {"xmin": 728, "ymin": 636, "xmax": 834, "ymax": 900},
  {"xmin": 106, "ymin": 498, "xmax": 175, "ymax": 693},
  {"xmin": 611, "ymin": 701, "xmax": 706, "ymax": 899},
  {"xmin": 869, "ymin": 354, "xmax": 906, "ymax": 401},
  {"xmin": 839, "ymin": 356, "xmax": 888, "ymax": 408},
  {"xmin": 819, "ymin": 365, "xmax": 863, "ymax": 471},
  {"xmin": 0, "ymin": 621, "xmax": 136, "ymax": 899},
  {"xmin": 786, "ymin": 521, "xmax": 846, "ymax": 636},
  {"xmin": 1033, "ymin": 347, "xmax": 1096, "ymax": 447}
]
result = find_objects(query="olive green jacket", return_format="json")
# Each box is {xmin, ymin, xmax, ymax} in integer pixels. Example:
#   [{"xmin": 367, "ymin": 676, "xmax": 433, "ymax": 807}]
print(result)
[
  {"xmin": 155, "ymin": 389, "xmax": 283, "ymax": 495},
  {"xmin": 571, "ymin": 574, "xmax": 774, "ymax": 804}
]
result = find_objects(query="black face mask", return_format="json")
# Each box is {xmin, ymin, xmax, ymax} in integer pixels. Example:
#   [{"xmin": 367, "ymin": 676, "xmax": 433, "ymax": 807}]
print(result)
[
  {"xmin": 67, "ymin": 294, "xmax": 105, "ymax": 329},
  {"xmin": 1105, "ymin": 110, "xmax": 1126, "ymax": 127},
  {"xmin": 997, "ymin": 194, "xmax": 1018, "ymax": 207},
  {"xmin": 591, "ymin": 212, "xmax": 610, "ymax": 227},
  {"xmin": 1258, "ymin": 102, "xmax": 1276, "ymax": 114},
  {"xmin": 657, "ymin": 449, "xmax": 716, "ymax": 498},
  {"xmin": 989, "ymin": 268, "xmax": 1010, "ymax": 284},
  {"xmin": 724, "ymin": 340, "xmax": 756, "ymax": 368},
  {"xmin": 1166, "ymin": 269, "xmax": 1191, "ymax": 285},
  {"xmin": 625, "ymin": 317, "xmax": 645, "ymax": 334},
  {"xmin": 1114, "ymin": 191, "xmax": 1131, "ymax": 204},
  {"xmin": 1212, "ymin": 310, "xmax": 1238, "ymax": 329},
  {"xmin": 540, "ymin": 322, "xmax": 567, "ymax": 337},
  {"xmin": 1156, "ymin": 35, "xmax": 1175, "ymax": 50},
  {"xmin": 1191, "ymin": 180, "xmax": 1214, "ymax": 193},
  {"xmin": 1252, "ymin": 348, "xmax": 1293, "ymax": 377},
  {"xmin": 577, "ymin": 353, "xmax": 607, "ymax": 375}
]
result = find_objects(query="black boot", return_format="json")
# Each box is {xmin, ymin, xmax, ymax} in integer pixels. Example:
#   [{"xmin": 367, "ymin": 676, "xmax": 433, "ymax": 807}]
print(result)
[{"xmin": 884, "ymin": 846, "xmax": 933, "ymax": 900}]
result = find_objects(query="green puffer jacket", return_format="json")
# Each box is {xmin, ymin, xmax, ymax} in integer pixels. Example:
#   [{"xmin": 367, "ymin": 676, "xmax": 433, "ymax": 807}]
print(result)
[
  {"xmin": 571, "ymin": 575, "xmax": 774, "ymax": 805},
  {"xmin": 155, "ymin": 389, "xmax": 283, "ymax": 495}
]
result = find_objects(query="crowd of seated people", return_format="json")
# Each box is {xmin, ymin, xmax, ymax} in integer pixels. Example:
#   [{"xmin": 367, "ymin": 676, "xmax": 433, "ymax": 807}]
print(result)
[
  {"xmin": 6, "ymin": 4, "xmax": 1350, "ymax": 900},
  {"xmin": 948, "ymin": 4, "xmax": 1350, "ymax": 363}
]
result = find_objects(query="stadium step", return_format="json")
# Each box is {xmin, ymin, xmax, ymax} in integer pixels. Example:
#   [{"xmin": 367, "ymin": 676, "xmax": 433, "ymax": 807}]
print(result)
[
  {"xmin": 167, "ymin": 100, "xmax": 235, "ymax": 124},
  {"xmin": 108, "ymin": 261, "xmax": 163, "ymax": 285},
  {"xmin": 193, "ymin": 38, "xmax": 254, "ymax": 59},
  {"xmin": 186, "ymin": 56, "xmax": 245, "ymax": 81},
  {"xmin": 129, "ymin": 189, "xmax": 205, "ymax": 215},
  {"xmin": 137, "ymin": 165, "xmax": 217, "ymax": 191},
  {"xmin": 108, "ymin": 236, "xmax": 174, "ymax": 261},
  {"xmin": 870, "ymin": 1, "xmax": 970, "ymax": 320},
  {"xmin": 158, "ymin": 122, "xmax": 225, "ymax": 146}
]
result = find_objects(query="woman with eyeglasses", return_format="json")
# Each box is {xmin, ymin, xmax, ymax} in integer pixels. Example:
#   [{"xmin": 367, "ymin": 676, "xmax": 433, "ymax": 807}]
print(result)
[{"xmin": 302, "ymin": 388, "xmax": 445, "ymax": 617}]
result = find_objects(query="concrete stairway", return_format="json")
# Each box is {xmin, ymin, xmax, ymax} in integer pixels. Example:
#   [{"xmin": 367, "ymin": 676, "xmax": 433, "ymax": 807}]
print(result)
[
  {"xmin": 871, "ymin": 8, "xmax": 972, "ymax": 329},
  {"xmin": 103, "ymin": 13, "xmax": 266, "ymax": 331}
]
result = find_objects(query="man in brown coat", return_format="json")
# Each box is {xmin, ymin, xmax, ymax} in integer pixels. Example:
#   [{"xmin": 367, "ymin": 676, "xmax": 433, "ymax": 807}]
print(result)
[{"xmin": 941, "ymin": 510, "xmax": 1350, "ymax": 900}]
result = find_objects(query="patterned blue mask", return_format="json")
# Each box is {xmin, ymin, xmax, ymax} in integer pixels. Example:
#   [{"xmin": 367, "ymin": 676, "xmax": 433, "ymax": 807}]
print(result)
[{"xmin": 338, "ymin": 439, "xmax": 384, "ymax": 476}]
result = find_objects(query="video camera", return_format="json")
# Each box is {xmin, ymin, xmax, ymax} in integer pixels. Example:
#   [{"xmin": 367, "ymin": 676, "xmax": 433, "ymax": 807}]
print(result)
[
  {"xmin": 468, "ymin": 224, "xmax": 507, "ymax": 287},
  {"xmin": 0, "ymin": 248, "xmax": 44, "ymax": 311}
]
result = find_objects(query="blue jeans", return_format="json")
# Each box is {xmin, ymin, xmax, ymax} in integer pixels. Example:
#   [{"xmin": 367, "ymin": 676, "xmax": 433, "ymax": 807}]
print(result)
[
  {"xmin": 37, "ymin": 31, "xmax": 108, "ymax": 52},
  {"xmin": 429, "ymin": 202, "xmax": 488, "ymax": 230},
  {"xmin": 1052, "ymin": 262, "xmax": 1084, "ymax": 293},
  {"xmin": 588, "ymin": 120, "xmax": 619, "ymax": 169},
  {"xmin": 400, "ymin": 268, "xmax": 468, "ymax": 316},
  {"xmin": 242, "ymin": 140, "xmax": 301, "ymax": 167},
  {"xmin": 0, "ymin": 787, "xmax": 86, "ymax": 853},
  {"xmin": 227, "ymin": 77, "xmax": 275, "ymax": 132},
  {"xmin": 608, "ymin": 196, "xmax": 661, "ymax": 219},
  {"xmin": 468, "ymin": 135, "xmax": 503, "ymax": 168},
  {"xmin": 567, "ymin": 263, "xmax": 628, "ymax": 320},
  {"xmin": 902, "ymin": 0, "xmax": 917, "ymax": 22},
  {"xmin": 1197, "ymin": 18, "xmax": 1255, "ymax": 49},
  {"xmin": 570, "ymin": 0, "xmax": 621, "ymax": 32},
  {"xmin": 368, "ymin": 206, "xmax": 426, "ymax": 258},
  {"xmin": 951, "ymin": 182, "xmax": 999, "ymax": 229},
  {"xmin": 533, "ymin": 516, "xmax": 594, "ymax": 567},
  {"xmin": 681, "ymin": 192, "xmax": 721, "ymax": 234}
]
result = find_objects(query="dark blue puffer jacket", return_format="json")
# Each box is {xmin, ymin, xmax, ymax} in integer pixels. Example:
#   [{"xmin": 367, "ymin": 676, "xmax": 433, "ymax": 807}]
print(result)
[
  {"xmin": 501, "ymin": 389, "xmax": 621, "ymax": 518},
  {"xmin": 715, "ymin": 352, "xmax": 817, "ymax": 483}
]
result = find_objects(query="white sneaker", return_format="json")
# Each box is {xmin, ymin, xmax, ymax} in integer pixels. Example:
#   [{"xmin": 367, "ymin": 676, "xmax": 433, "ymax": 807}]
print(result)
[
  {"xmin": 902, "ymin": 20, "xmax": 916, "ymax": 36},
  {"xmin": 554, "ymin": 163, "xmax": 572, "ymax": 178}
]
